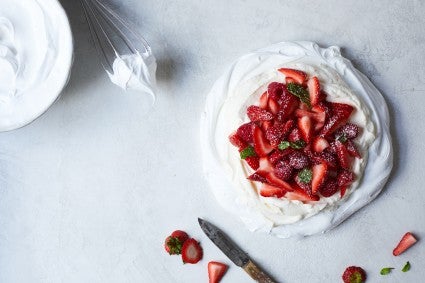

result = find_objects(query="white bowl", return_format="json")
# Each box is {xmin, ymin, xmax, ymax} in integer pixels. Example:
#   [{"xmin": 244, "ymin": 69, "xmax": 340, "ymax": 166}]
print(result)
[{"xmin": 0, "ymin": 0, "xmax": 73, "ymax": 132}]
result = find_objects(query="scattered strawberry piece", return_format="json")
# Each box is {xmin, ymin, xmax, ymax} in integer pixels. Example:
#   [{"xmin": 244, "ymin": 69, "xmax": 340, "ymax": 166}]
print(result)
[
  {"xmin": 253, "ymin": 126, "xmax": 274, "ymax": 157},
  {"xmin": 164, "ymin": 230, "xmax": 189, "ymax": 255},
  {"xmin": 335, "ymin": 123, "xmax": 359, "ymax": 140},
  {"xmin": 393, "ymin": 232, "xmax": 418, "ymax": 256},
  {"xmin": 268, "ymin": 98, "xmax": 280, "ymax": 115},
  {"xmin": 247, "ymin": 172, "xmax": 267, "ymax": 183},
  {"xmin": 312, "ymin": 163, "xmax": 328, "ymax": 194},
  {"xmin": 320, "ymin": 178, "xmax": 338, "ymax": 197},
  {"xmin": 286, "ymin": 187, "xmax": 319, "ymax": 202},
  {"xmin": 259, "ymin": 91, "xmax": 268, "ymax": 109},
  {"xmin": 260, "ymin": 183, "xmax": 286, "ymax": 198},
  {"xmin": 278, "ymin": 68, "xmax": 307, "ymax": 84},
  {"xmin": 208, "ymin": 261, "xmax": 228, "ymax": 283},
  {"xmin": 298, "ymin": 116, "xmax": 313, "ymax": 143},
  {"xmin": 288, "ymin": 151, "xmax": 310, "ymax": 169},
  {"xmin": 274, "ymin": 160, "xmax": 293, "ymax": 181},
  {"xmin": 245, "ymin": 156, "xmax": 260, "ymax": 170},
  {"xmin": 312, "ymin": 137, "xmax": 330, "ymax": 153},
  {"xmin": 181, "ymin": 238, "xmax": 203, "ymax": 264},
  {"xmin": 345, "ymin": 140, "xmax": 361, "ymax": 158},
  {"xmin": 236, "ymin": 122, "xmax": 254, "ymax": 143},
  {"xmin": 307, "ymin": 76, "xmax": 321, "ymax": 106},
  {"xmin": 229, "ymin": 132, "xmax": 247, "ymax": 150},
  {"xmin": 288, "ymin": 128, "xmax": 302, "ymax": 142},
  {"xmin": 334, "ymin": 140, "xmax": 351, "ymax": 169},
  {"xmin": 342, "ymin": 266, "xmax": 367, "ymax": 283},
  {"xmin": 247, "ymin": 105, "xmax": 273, "ymax": 121},
  {"xmin": 337, "ymin": 170, "xmax": 355, "ymax": 187}
]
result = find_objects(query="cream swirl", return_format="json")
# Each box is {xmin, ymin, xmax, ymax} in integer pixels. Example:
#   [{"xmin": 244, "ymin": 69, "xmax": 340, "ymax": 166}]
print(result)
[{"xmin": 201, "ymin": 42, "xmax": 393, "ymax": 238}]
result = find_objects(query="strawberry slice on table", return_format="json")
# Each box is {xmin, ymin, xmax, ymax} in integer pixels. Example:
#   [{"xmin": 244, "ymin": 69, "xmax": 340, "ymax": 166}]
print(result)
[
  {"xmin": 312, "ymin": 137, "xmax": 330, "ymax": 153},
  {"xmin": 334, "ymin": 140, "xmax": 351, "ymax": 169},
  {"xmin": 208, "ymin": 261, "xmax": 228, "ymax": 283},
  {"xmin": 285, "ymin": 187, "xmax": 319, "ymax": 202},
  {"xmin": 312, "ymin": 162, "xmax": 328, "ymax": 194},
  {"xmin": 298, "ymin": 116, "xmax": 313, "ymax": 143},
  {"xmin": 247, "ymin": 105, "xmax": 273, "ymax": 121},
  {"xmin": 259, "ymin": 183, "xmax": 286, "ymax": 198},
  {"xmin": 259, "ymin": 91, "xmax": 268, "ymax": 109},
  {"xmin": 253, "ymin": 126, "xmax": 274, "ymax": 156},
  {"xmin": 393, "ymin": 232, "xmax": 418, "ymax": 256},
  {"xmin": 307, "ymin": 76, "xmax": 321, "ymax": 106},
  {"xmin": 181, "ymin": 238, "xmax": 203, "ymax": 264},
  {"xmin": 278, "ymin": 68, "xmax": 307, "ymax": 84}
]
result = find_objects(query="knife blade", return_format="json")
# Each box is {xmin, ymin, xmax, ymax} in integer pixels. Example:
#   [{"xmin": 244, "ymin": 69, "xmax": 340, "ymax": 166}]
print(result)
[{"xmin": 198, "ymin": 218, "xmax": 278, "ymax": 283}]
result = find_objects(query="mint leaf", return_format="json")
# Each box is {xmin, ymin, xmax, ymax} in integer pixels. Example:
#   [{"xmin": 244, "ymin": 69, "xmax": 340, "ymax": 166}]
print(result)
[
  {"xmin": 290, "ymin": 140, "xmax": 306, "ymax": 149},
  {"xmin": 298, "ymin": 168, "xmax": 312, "ymax": 183},
  {"xmin": 278, "ymin": 141, "xmax": 291, "ymax": 150},
  {"xmin": 380, "ymin": 267, "xmax": 394, "ymax": 275},
  {"xmin": 287, "ymin": 83, "xmax": 311, "ymax": 107},
  {"xmin": 402, "ymin": 261, "xmax": 411, "ymax": 272},
  {"xmin": 240, "ymin": 146, "xmax": 256, "ymax": 159}
]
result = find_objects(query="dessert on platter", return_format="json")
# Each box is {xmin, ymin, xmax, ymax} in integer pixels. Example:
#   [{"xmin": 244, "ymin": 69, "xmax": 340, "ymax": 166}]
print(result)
[{"xmin": 201, "ymin": 42, "xmax": 393, "ymax": 238}]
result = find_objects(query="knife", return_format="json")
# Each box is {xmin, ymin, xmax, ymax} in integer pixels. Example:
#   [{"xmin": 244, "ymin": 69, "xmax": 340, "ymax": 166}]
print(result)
[{"xmin": 198, "ymin": 218, "xmax": 278, "ymax": 283}]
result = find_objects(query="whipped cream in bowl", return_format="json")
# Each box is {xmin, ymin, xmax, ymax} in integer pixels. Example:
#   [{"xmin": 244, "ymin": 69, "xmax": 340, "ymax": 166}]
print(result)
[
  {"xmin": 0, "ymin": 0, "xmax": 73, "ymax": 131},
  {"xmin": 201, "ymin": 42, "xmax": 393, "ymax": 238}
]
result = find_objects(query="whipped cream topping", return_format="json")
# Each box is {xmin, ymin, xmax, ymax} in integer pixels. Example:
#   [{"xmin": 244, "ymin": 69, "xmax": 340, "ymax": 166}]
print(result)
[
  {"xmin": 201, "ymin": 42, "xmax": 393, "ymax": 238},
  {"xmin": 107, "ymin": 52, "xmax": 157, "ymax": 98},
  {"xmin": 0, "ymin": 0, "xmax": 72, "ymax": 131}
]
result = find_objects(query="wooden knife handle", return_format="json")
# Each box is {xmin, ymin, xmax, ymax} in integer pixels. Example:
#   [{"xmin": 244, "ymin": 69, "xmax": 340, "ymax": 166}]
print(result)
[{"xmin": 243, "ymin": 260, "xmax": 278, "ymax": 283}]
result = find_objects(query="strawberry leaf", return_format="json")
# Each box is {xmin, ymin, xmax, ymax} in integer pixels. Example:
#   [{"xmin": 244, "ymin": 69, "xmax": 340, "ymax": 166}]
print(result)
[
  {"xmin": 380, "ymin": 267, "xmax": 394, "ymax": 275},
  {"xmin": 240, "ymin": 145, "xmax": 256, "ymax": 159},
  {"xmin": 402, "ymin": 261, "xmax": 411, "ymax": 272},
  {"xmin": 287, "ymin": 83, "xmax": 311, "ymax": 107}
]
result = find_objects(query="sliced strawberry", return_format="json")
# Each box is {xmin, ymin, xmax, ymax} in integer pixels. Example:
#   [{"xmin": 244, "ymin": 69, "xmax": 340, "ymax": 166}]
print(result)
[
  {"xmin": 312, "ymin": 162, "xmax": 328, "ymax": 194},
  {"xmin": 261, "ymin": 120, "xmax": 273, "ymax": 132},
  {"xmin": 259, "ymin": 91, "xmax": 268, "ymax": 109},
  {"xmin": 295, "ymin": 109, "xmax": 325, "ymax": 122},
  {"xmin": 247, "ymin": 172, "xmax": 267, "ymax": 183},
  {"xmin": 260, "ymin": 183, "xmax": 286, "ymax": 198},
  {"xmin": 335, "ymin": 123, "xmax": 359, "ymax": 139},
  {"xmin": 334, "ymin": 140, "xmax": 351, "ymax": 169},
  {"xmin": 181, "ymin": 238, "xmax": 203, "ymax": 264},
  {"xmin": 316, "ymin": 149, "xmax": 338, "ymax": 168},
  {"xmin": 307, "ymin": 76, "xmax": 321, "ymax": 106},
  {"xmin": 312, "ymin": 137, "xmax": 330, "ymax": 153},
  {"xmin": 245, "ymin": 156, "xmax": 259, "ymax": 170},
  {"xmin": 337, "ymin": 170, "xmax": 355, "ymax": 187},
  {"xmin": 313, "ymin": 101, "xmax": 332, "ymax": 118},
  {"xmin": 278, "ymin": 68, "xmax": 307, "ymax": 84},
  {"xmin": 208, "ymin": 261, "xmax": 228, "ymax": 283},
  {"xmin": 286, "ymin": 187, "xmax": 319, "ymax": 202},
  {"xmin": 340, "ymin": 186, "xmax": 347, "ymax": 198},
  {"xmin": 229, "ymin": 132, "xmax": 246, "ymax": 150},
  {"xmin": 277, "ymin": 91, "xmax": 299, "ymax": 120},
  {"xmin": 236, "ymin": 122, "xmax": 254, "ymax": 143},
  {"xmin": 393, "ymin": 232, "xmax": 418, "ymax": 256},
  {"xmin": 267, "ymin": 82, "xmax": 285, "ymax": 101},
  {"xmin": 331, "ymin": 103, "xmax": 354, "ymax": 120},
  {"xmin": 288, "ymin": 151, "xmax": 310, "ymax": 169},
  {"xmin": 258, "ymin": 156, "xmax": 274, "ymax": 172},
  {"xmin": 268, "ymin": 98, "xmax": 279, "ymax": 115},
  {"xmin": 265, "ymin": 172, "xmax": 294, "ymax": 191},
  {"xmin": 320, "ymin": 178, "xmax": 338, "ymax": 197},
  {"xmin": 295, "ymin": 175, "xmax": 312, "ymax": 194},
  {"xmin": 298, "ymin": 116, "xmax": 312, "ymax": 143},
  {"xmin": 269, "ymin": 148, "xmax": 294, "ymax": 164},
  {"xmin": 253, "ymin": 126, "xmax": 274, "ymax": 157},
  {"xmin": 288, "ymin": 128, "xmax": 302, "ymax": 142},
  {"xmin": 320, "ymin": 103, "xmax": 354, "ymax": 137},
  {"xmin": 345, "ymin": 140, "xmax": 361, "ymax": 158},
  {"xmin": 247, "ymin": 105, "xmax": 273, "ymax": 121}
]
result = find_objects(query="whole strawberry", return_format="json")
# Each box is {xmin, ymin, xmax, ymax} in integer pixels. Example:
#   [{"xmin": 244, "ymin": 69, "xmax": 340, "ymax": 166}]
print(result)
[
  {"xmin": 342, "ymin": 266, "xmax": 366, "ymax": 283},
  {"xmin": 164, "ymin": 230, "xmax": 189, "ymax": 255}
]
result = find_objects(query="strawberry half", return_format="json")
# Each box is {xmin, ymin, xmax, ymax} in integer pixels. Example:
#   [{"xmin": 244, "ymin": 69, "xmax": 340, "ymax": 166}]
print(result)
[
  {"xmin": 236, "ymin": 122, "xmax": 254, "ymax": 144},
  {"xmin": 259, "ymin": 91, "xmax": 268, "ymax": 109},
  {"xmin": 247, "ymin": 105, "xmax": 273, "ymax": 121},
  {"xmin": 208, "ymin": 261, "xmax": 228, "ymax": 283},
  {"xmin": 228, "ymin": 132, "xmax": 246, "ymax": 150},
  {"xmin": 298, "ymin": 116, "xmax": 312, "ymax": 143},
  {"xmin": 278, "ymin": 68, "xmax": 307, "ymax": 84},
  {"xmin": 164, "ymin": 230, "xmax": 189, "ymax": 255},
  {"xmin": 334, "ymin": 140, "xmax": 351, "ymax": 169},
  {"xmin": 312, "ymin": 162, "xmax": 328, "ymax": 194},
  {"xmin": 342, "ymin": 266, "xmax": 366, "ymax": 283},
  {"xmin": 181, "ymin": 238, "xmax": 203, "ymax": 264},
  {"xmin": 245, "ymin": 156, "xmax": 259, "ymax": 170},
  {"xmin": 260, "ymin": 183, "xmax": 286, "ymax": 198},
  {"xmin": 312, "ymin": 137, "xmax": 330, "ymax": 153},
  {"xmin": 393, "ymin": 232, "xmax": 418, "ymax": 256},
  {"xmin": 253, "ymin": 126, "xmax": 274, "ymax": 157},
  {"xmin": 307, "ymin": 76, "xmax": 321, "ymax": 106}
]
